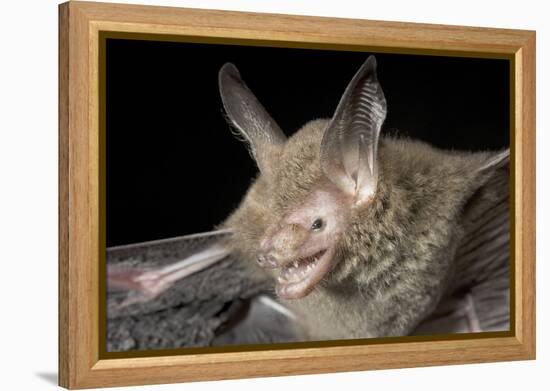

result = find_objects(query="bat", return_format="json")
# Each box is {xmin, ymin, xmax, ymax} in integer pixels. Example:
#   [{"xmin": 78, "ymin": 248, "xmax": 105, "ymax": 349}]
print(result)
[{"xmin": 107, "ymin": 56, "xmax": 509, "ymax": 340}]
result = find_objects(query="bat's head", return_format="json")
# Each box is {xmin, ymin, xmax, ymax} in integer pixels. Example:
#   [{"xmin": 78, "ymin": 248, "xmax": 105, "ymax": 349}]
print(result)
[{"xmin": 219, "ymin": 56, "xmax": 387, "ymax": 299}]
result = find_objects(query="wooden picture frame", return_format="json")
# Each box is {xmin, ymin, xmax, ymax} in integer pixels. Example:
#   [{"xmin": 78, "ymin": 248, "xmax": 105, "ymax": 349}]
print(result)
[{"xmin": 58, "ymin": 1, "xmax": 536, "ymax": 389}]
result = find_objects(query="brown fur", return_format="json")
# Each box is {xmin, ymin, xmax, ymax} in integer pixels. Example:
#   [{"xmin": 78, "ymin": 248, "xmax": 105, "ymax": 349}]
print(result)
[{"xmin": 223, "ymin": 118, "xmax": 506, "ymax": 339}]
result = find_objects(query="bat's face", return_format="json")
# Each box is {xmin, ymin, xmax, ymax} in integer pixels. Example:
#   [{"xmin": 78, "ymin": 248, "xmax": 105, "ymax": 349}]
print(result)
[
  {"xmin": 219, "ymin": 56, "xmax": 387, "ymax": 299},
  {"xmin": 257, "ymin": 181, "xmax": 352, "ymax": 299}
]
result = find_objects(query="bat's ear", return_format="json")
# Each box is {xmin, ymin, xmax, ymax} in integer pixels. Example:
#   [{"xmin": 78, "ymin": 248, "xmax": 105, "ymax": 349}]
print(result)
[
  {"xmin": 320, "ymin": 56, "xmax": 387, "ymax": 205},
  {"xmin": 219, "ymin": 63, "xmax": 286, "ymax": 176}
]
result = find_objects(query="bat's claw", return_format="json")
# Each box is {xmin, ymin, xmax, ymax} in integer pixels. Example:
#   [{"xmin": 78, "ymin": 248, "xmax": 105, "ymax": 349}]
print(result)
[
  {"xmin": 107, "ymin": 265, "xmax": 174, "ymax": 306},
  {"xmin": 107, "ymin": 241, "xmax": 231, "ymax": 308}
]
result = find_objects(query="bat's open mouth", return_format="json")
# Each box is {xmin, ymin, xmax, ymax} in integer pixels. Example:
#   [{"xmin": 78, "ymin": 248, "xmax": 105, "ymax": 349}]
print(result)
[{"xmin": 275, "ymin": 248, "xmax": 333, "ymax": 299}]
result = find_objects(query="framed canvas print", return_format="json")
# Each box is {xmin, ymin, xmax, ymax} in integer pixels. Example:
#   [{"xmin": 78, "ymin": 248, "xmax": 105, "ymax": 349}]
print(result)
[{"xmin": 58, "ymin": 1, "xmax": 536, "ymax": 389}]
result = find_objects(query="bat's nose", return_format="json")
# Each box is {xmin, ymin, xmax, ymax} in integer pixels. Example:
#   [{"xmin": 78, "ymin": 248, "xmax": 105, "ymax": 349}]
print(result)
[
  {"xmin": 257, "ymin": 254, "xmax": 279, "ymax": 268},
  {"xmin": 258, "ymin": 224, "xmax": 308, "ymax": 268}
]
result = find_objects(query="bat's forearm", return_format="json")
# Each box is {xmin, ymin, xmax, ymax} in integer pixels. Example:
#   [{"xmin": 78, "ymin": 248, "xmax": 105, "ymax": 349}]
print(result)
[{"xmin": 107, "ymin": 243, "xmax": 231, "ymax": 305}]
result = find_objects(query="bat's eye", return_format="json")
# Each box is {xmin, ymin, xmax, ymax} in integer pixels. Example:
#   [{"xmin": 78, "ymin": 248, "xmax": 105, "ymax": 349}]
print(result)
[{"xmin": 311, "ymin": 218, "xmax": 324, "ymax": 231}]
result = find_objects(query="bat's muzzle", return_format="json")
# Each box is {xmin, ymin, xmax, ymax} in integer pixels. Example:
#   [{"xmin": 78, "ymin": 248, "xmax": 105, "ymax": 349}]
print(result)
[{"xmin": 257, "ymin": 254, "xmax": 278, "ymax": 268}]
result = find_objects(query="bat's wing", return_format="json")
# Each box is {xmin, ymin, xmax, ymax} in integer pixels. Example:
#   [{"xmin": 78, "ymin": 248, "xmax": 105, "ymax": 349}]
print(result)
[
  {"xmin": 107, "ymin": 230, "xmax": 303, "ymax": 351},
  {"xmin": 212, "ymin": 295, "xmax": 302, "ymax": 346},
  {"xmin": 107, "ymin": 230, "xmax": 233, "ymax": 307},
  {"xmin": 414, "ymin": 156, "xmax": 510, "ymax": 335}
]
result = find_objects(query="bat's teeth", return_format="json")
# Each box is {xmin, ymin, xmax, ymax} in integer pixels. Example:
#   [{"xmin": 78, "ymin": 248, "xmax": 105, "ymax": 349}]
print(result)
[{"xmin": 293, "ymin": 261, "xmax": 299, "ymax": 268}]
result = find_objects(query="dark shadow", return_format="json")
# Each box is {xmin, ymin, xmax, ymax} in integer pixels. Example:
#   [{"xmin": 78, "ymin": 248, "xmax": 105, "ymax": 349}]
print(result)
[{"xmin": 35, "ymin": 372, "xmax": 58, "ymax": 385}]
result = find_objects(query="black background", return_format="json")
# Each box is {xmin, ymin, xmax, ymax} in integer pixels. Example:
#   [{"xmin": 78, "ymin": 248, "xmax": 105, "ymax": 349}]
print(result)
[{"xmin": 106, "ymin": 38, "xmax": 509, "ymax": 247}]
